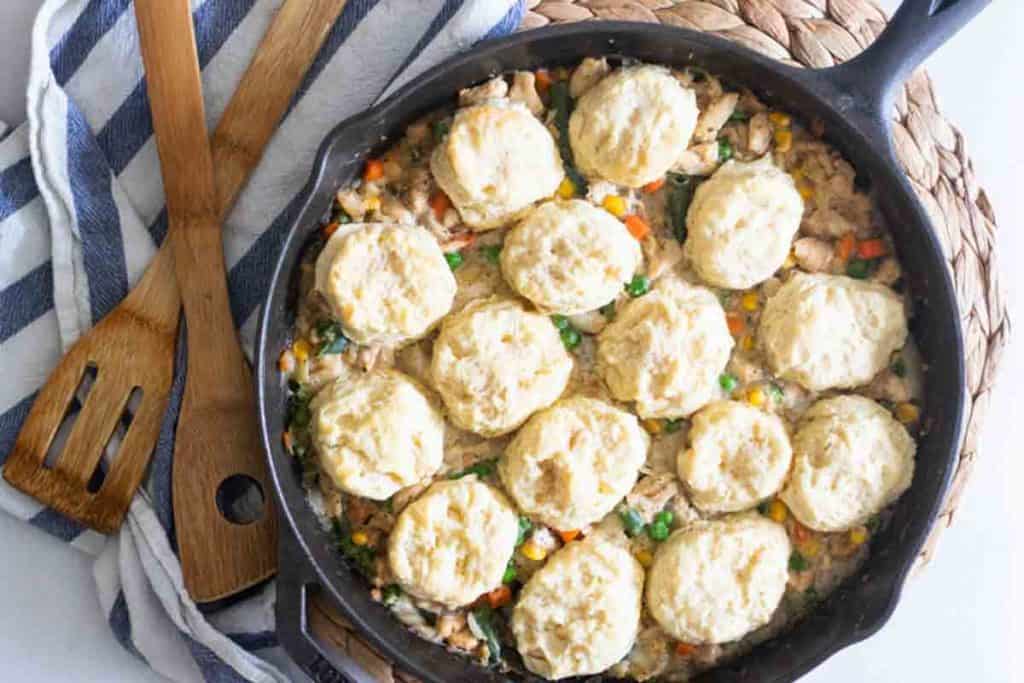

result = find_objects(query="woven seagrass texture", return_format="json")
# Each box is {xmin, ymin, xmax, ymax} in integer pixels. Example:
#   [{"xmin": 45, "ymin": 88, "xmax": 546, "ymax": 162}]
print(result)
[{"xmin": 307, "ymin": 2, "xmax": 1008, "ymax": 678}]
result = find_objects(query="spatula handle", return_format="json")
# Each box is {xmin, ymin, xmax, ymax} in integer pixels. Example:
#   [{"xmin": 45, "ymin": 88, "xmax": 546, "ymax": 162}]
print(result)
[{"xmin": 136, "ymin": 0, "xmax": 278, "ymax": 602}]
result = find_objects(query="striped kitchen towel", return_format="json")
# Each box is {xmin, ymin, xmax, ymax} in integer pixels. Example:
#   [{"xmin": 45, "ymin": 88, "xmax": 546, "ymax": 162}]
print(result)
[{"xmin": 0, "ymin": 1, "xmax": 524, "ymax": 681}]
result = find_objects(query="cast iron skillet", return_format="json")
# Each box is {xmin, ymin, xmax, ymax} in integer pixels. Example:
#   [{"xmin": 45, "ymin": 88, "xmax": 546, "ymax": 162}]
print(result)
[{"xmin": 257, "ymin": 1, "xmax": 986, "ymax": 680}]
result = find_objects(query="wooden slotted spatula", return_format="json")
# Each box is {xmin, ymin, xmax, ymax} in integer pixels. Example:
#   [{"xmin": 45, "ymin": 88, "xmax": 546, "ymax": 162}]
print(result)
[
  {"xmin": 137, "ymin": 0, "xmax": 347, "ymax": 602},
  {"xmin": 3, "ymin": 0, "xmax": 347, "ymax": 555}
]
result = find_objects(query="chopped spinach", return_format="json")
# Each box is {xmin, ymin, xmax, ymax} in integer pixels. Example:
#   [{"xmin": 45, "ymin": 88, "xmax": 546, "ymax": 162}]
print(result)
[
  {"xmin": 471, "ymin": 606, "xmax": 502, "ymax": 664},
  {"xmin": 314, "ymin": 319, "xmax": 350, "ymax": 356},
  {"xmin": 666, "ymin": 173, "xmax": 700, "ymax": 243},
  {"xmin": 549, "ymin": 81, "xmax": 588, "ymax": 196},
  {"xmin": 332, "ymin": 517, "xmax": 376, "ymax": 577}
]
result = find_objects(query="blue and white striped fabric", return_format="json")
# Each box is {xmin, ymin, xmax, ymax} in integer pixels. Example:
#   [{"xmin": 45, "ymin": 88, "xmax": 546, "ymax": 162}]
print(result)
[{"xmin": 0, "ymin": 1, "xmax": 524, "ymax": 680}]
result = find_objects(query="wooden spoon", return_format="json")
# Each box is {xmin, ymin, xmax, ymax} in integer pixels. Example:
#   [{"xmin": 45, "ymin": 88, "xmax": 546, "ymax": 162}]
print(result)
[
  {"xmin": 135, "ymin": 0, "xmax": 348, "ymax": 602},
  {"xmin": 4, "ymin": 0, "xmax": 346, "ymax": 589}
]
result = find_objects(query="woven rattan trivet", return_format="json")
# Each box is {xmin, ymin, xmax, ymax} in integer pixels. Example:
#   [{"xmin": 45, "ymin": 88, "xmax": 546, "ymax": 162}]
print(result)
[{"xmin": 303, "ymin": 2, "xmax": 1009, "ymax": 678}]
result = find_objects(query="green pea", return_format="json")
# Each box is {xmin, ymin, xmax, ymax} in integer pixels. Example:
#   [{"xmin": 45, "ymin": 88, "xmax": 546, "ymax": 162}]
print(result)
[
  {"xmin": 789, "ymin": 551, "xmax": 810, "ymax": 572},
  {"xmin": 625, "ymin": 274, "xmax": 650, "ymax": 298},
  {"xmin": 647, "ymin": 520, "xmax": 670, "ymax": 542},
  {"xmin": 560, "ymin": 326, "xmax": 581, "ymax": 350},
  {"xmin": 718, "ymin": 138, "xmax": 734, "ymax": 163},
  {"xmin": 551, "ymin": 315, "xmax": 571, "ymax": 330},
  {"xmin": 481, "ymin": 244, "xmax": 502, "ymax": 264},
  {"xmin": 654, "ymin": 510, "xmax": 674, "ymax": 527},
  {"xmin": 619, "ymin": 506, "xmax": 645, "ymax": 537},
  {"xmin": 846, "ymin": 258, "xmax": 872, "ymax": 279},
  {"xmin": 719, "ymin": 373, "xmax": 738, "ymax": 393},
  {"xmin": 445, "ymin": 251, "xmax": 464, "ymax": 271}
]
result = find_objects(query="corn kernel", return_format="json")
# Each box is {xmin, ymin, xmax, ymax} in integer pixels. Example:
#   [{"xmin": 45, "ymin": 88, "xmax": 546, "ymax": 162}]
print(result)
[
  {"xmin": 521, "ymin": 541, "xmax": 548, "ymax": 562},
  {"xmin": 602, "ymin": 194, "xmax": 627, "ymax": 218},
  {"xmin": 849, "ymin": 526, "xmax": 869, "ymax": 546},
  {"xmin": 556, "ymin": 177, "xmax": 576, "ymax": 199},
  {"xmin": 774, "ymin": 129, "xmax": 793, "ymax": 152},
  {"xmin": 797, "ymin": 181, "xmax": 814, "ymax": 201},
  {"xmin": 895, "ymin": 402, "xmax": 920, "ymax": 425},
  {"xmin": 635, "ymin": 549, "xmax": 654, "ymax": 568},
  {"xmin": 741, "ymin": 292, "xmax": 759, "ymax": 311},
  {"xmin": 292, "ymin": 339, "xmax": 312, "ymax": 363},
  {"xmin": 747, "ymin": 387, "xmax": 766, "ymax": 407},
  {"xmin": 351, "ymin": 531, "xmax": 370, "ymax": 546},
  {"xmin": 769, "ymin": 112, "xmax": 792, "ymax": 127},
  {"xmin": 364, "ymin": 196, "xmax": 381, "ymax": 212},
  {"xmin": 740, "ymin": 334, "xmax": 755, "ymax": 352},
  {"xmin": 642, "ymin": 419, "xmax": 663, "ymax": 435},
  {"xmin": 767, "ymin": 500, "xmax": 788, "ymax": 523}
]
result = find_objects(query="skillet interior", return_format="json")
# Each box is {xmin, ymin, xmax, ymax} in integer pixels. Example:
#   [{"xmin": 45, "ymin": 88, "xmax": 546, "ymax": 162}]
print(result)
[{"xmin": 257, "ymin": 22, "xmax": 965, "ymax": 683}]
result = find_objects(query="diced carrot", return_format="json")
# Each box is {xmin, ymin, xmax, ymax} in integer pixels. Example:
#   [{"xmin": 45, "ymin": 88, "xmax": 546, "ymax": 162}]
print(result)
[
  {"xmin": 322, "ymin": 221, "xmax": 341, "ymax": 239},
  {"xmin": 534, "ymin": 68, "xmax": 553, "ymax": 92},
  {"xmin": 726, "ymin": 313, "xmax": 745, "ymax": 337},
  {"xmin": 642, "ymin": 177, "xmax": 666, "ymax": 194},
  {"xmin": 856, "ymin": 238, "xmax": 888, "ymax": 259},
  {"xmin": 430, "ymin": 191, "xmax": 452, "ymax": 220},
  {"xmin": 675, "ymin": 642, "xmax": 697, "ymax": 657},
  {"xmin": 791, "ymin": 522, "xmax": 811, "ymax": 543},
  {"xmin": 835, "ymin": 233, "xmax": 856, "ymax": 261},
  {"xmin": 363, "ymin": 158, "xmax": 384, "ymax": 182},
  {"xmin": 558, "ymin": 529, "xmax": 581, "ymax": 543},
  {"xmin": 484, "ymin": 585, "xmax": 512, "ymax": 609},
  {"xmin": 623, "ymin": 215, "xmax": 651, "ymax": 241}
]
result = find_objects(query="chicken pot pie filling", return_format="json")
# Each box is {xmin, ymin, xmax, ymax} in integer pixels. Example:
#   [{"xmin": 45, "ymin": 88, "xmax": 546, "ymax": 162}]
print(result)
[{"xmin": 279, "ymin": 58, "xmax": 924, "ymax": 681}]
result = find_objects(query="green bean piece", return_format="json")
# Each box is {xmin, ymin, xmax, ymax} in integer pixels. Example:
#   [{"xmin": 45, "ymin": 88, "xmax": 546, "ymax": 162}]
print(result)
[
  {"xmin": 471, "ymin": 607, "xmax": 502, "ymax": 664},
  {"xmin": 666, "ymin": 173, "xmax": 699, "ymax": 243},
  {"xmin": 549, "ymin": 81, "xmax": 588, "ymax": 196}
]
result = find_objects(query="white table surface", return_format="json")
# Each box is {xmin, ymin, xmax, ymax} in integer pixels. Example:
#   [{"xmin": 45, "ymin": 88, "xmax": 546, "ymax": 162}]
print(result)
[{"xmin": 1, "ymin": 1, "xmax": 1020, "ymax": 682}]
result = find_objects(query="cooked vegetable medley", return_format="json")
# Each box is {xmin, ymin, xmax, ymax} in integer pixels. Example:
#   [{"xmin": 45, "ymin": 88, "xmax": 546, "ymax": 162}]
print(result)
[{"xmin": 279, "ymin": 57, "xmax": 923, "ymax": 681}]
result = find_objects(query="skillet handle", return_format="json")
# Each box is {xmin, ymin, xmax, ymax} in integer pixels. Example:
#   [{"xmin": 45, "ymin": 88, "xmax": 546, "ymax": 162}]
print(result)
[{"xmin": 830, "ymin": 0, "xmax": 990, "ymax": 114}]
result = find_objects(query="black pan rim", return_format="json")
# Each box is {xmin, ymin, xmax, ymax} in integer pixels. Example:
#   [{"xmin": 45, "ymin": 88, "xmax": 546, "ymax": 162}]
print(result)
[{"xmin": 257, "ymin": 21, "xmax": 966, "ymax": 683}]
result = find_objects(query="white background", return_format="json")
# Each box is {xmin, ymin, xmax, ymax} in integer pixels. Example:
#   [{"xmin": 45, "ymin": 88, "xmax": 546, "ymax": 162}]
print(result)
[{"xmin": 0, "ymin": 1, "xmax": 1020, "ymax": 681}]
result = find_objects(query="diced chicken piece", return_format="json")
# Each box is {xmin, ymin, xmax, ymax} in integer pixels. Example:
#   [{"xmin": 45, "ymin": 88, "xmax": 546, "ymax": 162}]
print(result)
[
  {"xmin": 436, "ymin": 613, "xmax": 467, "ymax": 640},
  {"xmin": 644, "ymin": 237, "xmax": 685, "ymax": 281},
  {"xmin": 624, "ymin": 627, "xmax": 670, "ymax": 681},
  {"xmin": 626, "ymin": 473, "xmax": 680, "ymax": 524},
  {"xmin": 800, "ymin": 207, "xmax": 858, "ymax": 239},
  {"xmin": 674, "ymin": 142, "xmax": 719, "ymax": 175},
  {"xmin": 861, "ymin": 369, "xmax": 912, "ymax": 403},
  {"xmin": 447, "ymin": 629, "xmax": 479, "ymax": 652},
  {"xmin": 747, "ymin": 112, "xmax": 772, "ymax": 156},
  {"xmin": 728, "ymin": 354, "xmax": 766, "ymax": 384},
  {"xmin": 693, "ymin": 93, "xmax": 739, "ymax": 143},
  {"xmin": 509, "ymin": 71, "xmax": 544, "ymax": 115},
  {"xmin": 792, "ymin": 237, "xmax": 835, "ymax": 273},
  {"xmin": 569, "ymin": 57, "xmax": 610, "ymax": 98},
  {"xmin": 458, "ymin": 76, "xmax": 508, "ymax": 106},
  {"xmin": 872, "ymin": 257, "xmax": 902, "ymax": 286},
  {"xmin": 336, "ymin": 188, "xmax": 368, "ymax": 220},
  {"xmin": 738, "ymin": 90, "xmax": 768, "ymax": 115},
  {"xmin": 379, "ymin": 194, "xmax": 415, "ymax": 225},
  {"xmin": 567, "ymin": 310, "xmax": 607, "ymax": 335}
]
